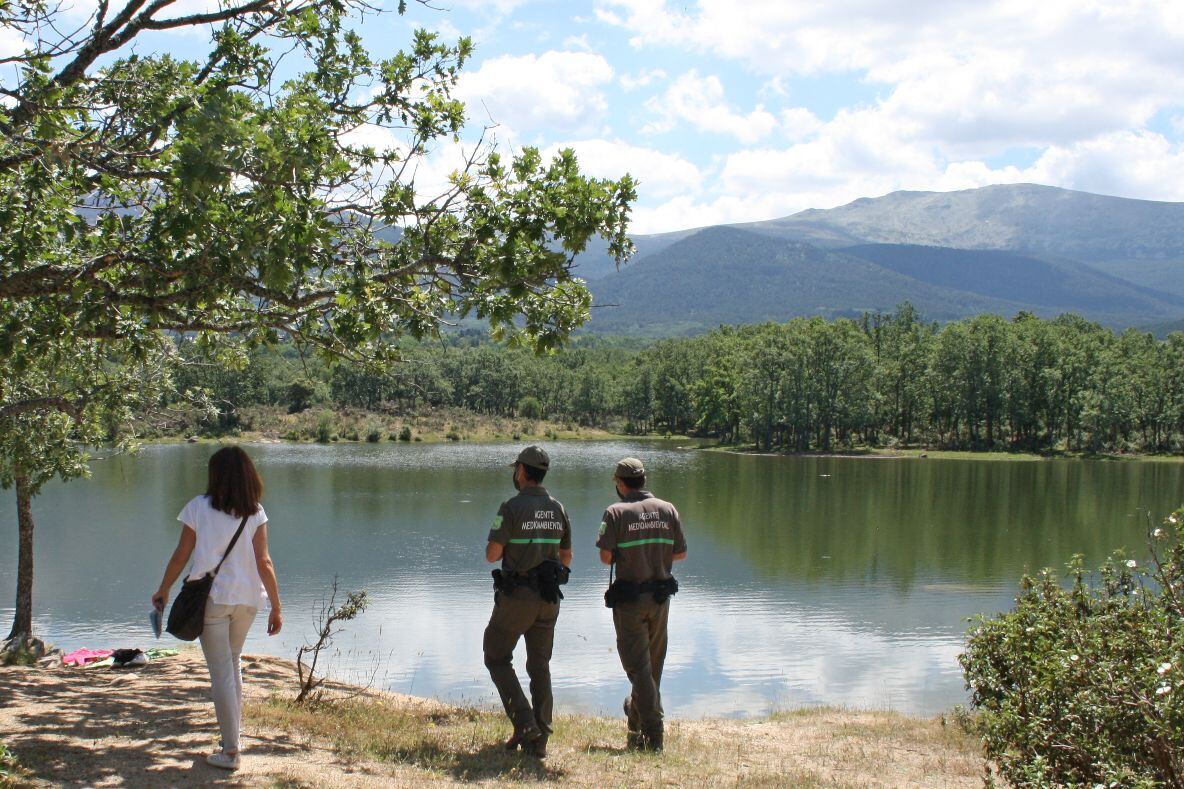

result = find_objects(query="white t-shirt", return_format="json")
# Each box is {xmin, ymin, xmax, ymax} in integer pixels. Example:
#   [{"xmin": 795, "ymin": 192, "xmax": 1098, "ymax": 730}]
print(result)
[{"xmin": 178, "ymin": 494, "xmax": 269, "ymax": 608}]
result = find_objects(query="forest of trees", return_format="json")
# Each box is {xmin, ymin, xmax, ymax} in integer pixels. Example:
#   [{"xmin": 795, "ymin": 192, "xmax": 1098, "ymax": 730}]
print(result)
[{"xmin": 173, "ymin": 305, "xmax": 1184, "ymax": 455}]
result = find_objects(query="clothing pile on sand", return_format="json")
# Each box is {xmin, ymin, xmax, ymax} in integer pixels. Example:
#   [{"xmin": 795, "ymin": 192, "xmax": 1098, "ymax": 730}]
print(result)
[{"xmin": 60, "ymin": 647, "xmax": 179, "ymax": 669}]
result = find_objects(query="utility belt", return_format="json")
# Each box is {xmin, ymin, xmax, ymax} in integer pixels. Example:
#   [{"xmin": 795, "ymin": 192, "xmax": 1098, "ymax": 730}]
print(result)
[
  {"xmin": 492, "ymin": 559, "xmax": 571, "ymax": 604},
  {"xmin": 604, "ymin": 576, "xmax": 679, "ymax": 608}
]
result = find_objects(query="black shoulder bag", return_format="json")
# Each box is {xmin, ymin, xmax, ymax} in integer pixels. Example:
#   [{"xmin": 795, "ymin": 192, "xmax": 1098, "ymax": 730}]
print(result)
[{"xmin": 166, "ymin": 514, "xmax": 249, "ymax": 641}]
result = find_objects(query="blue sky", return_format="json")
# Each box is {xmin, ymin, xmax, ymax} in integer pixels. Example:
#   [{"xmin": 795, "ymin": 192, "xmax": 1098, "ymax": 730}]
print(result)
[{"xmin": 7, "ymin": 0, "xmax": 1184, "ymax": 234}]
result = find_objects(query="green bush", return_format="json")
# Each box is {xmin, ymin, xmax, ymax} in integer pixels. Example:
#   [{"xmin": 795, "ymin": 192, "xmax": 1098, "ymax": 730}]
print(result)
[
  {"xmin": 960, "ymin": 510, "xmax": 1184, "ymax": 786},
  {"xmin": 314, "ymin": 411, "xmax": 334, "ymax": 443},
  {"xmin": 1, "ymin": 741, "xmax": 31, "ymax": 787},
  {"xmin": 398, "ymin": 425, "xmax": 412, "ymax": 442},
  {"xmin": 518, "ymin": 395, "xmax": 542, "ymax": 419}
]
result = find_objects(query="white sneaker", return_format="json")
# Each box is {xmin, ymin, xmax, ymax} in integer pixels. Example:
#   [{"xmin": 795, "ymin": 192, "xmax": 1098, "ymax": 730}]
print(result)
[{"xmin": 206, "ymin": 750, "xmax": 240, "ymax": 770}]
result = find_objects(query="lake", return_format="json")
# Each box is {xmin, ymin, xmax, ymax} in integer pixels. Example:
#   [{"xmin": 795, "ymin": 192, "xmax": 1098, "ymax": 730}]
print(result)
[{"xmin": 2, "ymin": 441, "xmax": 1181, "ymax": 717}]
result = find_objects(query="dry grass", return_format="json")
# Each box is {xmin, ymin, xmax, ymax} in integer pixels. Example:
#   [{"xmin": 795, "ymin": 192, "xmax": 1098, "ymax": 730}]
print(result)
[
  {"xmin": 1, "ymin": 651, "xmax": 987, "ymax": 787},
  {"xmin": 248, "ymin": 693, "xmax": 988, "ymax": 787},
  {"xmin": 232, "ymin": 405, "xmax": 619, "ymax": 444}
]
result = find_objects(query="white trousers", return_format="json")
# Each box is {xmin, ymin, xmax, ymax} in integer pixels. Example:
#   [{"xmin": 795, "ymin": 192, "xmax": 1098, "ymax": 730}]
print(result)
[{"xmin": 199, "ymin": 602, "xmax": 257, "ymax": 752}]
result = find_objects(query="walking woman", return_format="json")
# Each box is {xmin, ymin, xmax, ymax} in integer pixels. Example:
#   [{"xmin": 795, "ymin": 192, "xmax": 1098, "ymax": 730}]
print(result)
[{"xmin": 152, "ymin": 446, "xmax": 283, "ymax": 771}]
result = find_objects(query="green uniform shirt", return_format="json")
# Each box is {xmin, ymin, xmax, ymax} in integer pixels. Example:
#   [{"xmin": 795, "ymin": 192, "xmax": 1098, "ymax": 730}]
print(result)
[
  {"xmin": 596, "ymin": 491, "xmax": 687, "ymax": 583},
  {"xmin": 488, "ymin": 485, "xmax": 572, "ymax": 573}
]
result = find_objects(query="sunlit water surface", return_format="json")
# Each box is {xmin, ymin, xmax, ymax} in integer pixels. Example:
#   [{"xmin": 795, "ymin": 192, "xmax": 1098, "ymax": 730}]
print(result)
[{"xmin": 3, "ymin": 441, "xmax": 1180, "ymax": 717}]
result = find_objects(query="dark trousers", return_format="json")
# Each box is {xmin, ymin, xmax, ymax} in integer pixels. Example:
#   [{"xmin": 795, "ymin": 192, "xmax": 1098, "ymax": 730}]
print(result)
[
  {"xmin": 483, "ymin": 587, "xmax": 560, "ymax": 735},
  {"xmin": 613, "ymin": 594, "xmax": 669, "ymax": 734}
]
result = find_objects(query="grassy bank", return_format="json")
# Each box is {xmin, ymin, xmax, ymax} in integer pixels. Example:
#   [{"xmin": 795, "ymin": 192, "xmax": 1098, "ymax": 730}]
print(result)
[
  {"xmin": 155, "ymin": 405, "xmax": 625, "ymax": 445},
  {"xmin": 708, "ymin": 443, "xmax": 1184, "ymax": 462},
  {"xmin": 248, "ymin": 694, "xmax": 986, "ymax": 787},
  {"xmin": 1, "ymin": 651, "xmax": 987, "ymax": 787}
]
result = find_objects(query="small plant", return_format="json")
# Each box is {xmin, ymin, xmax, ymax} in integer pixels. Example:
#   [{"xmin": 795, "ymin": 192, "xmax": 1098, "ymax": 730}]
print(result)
[
  {"xmin": 296, "ymin": 578, "xmax": 370, "ymax": 704},
  {"xmin": 398, "ymin": 425, "xmax": 412, "ymax": 442},
  {"xmin": 961, "ymin": 508, "xmax": 1184, "ymax": 786},
  {"xmin": 0, "ymin": 741, "xmax": 32, "ymax": 787},
  {"xmin": 365, "ymin": 426, "xmax": 382, "ymax": 443},
  {"xmin": 445, "ymin": 426, "xmax": 461, "ymax": 441},
  {"xmin": 314, "ymin": 410, "xmax": 334, "ymax": 443},
  {"xmin": 518, "ymin": 395, "xmax": 542, "ymax": 419},
  {"xmin": 345, "ymin": 429, "xmax": 360, "ymax": 442}
]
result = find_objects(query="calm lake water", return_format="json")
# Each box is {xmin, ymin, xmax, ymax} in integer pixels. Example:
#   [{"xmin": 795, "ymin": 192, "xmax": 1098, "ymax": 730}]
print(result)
[{"xmin": 2, "ymin": 441, "xmax": 1182, "ymax": 717}]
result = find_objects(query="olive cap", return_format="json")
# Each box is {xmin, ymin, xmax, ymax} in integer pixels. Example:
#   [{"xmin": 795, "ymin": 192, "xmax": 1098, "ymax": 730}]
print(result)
[
  {"xmin": 614, "ymin": 457, "xmax": 646, "ymax": 479},
  {"xmin": 511, "ymin": 445, "xmax": 550, "ymax": 470}
]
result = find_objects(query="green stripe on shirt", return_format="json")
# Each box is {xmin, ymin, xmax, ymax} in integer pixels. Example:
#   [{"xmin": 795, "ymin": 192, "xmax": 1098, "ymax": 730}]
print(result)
[
  {"xmin": 617, "ymin": 537, "xmax": 676, "ymax": 548},
  {"xmin": 508, "ymin": 538, "xmax": 563, "ymax": 544}
]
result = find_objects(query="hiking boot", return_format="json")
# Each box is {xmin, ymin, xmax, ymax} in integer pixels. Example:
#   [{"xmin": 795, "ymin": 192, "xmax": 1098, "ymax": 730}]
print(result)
[
  {"xmin": 641, "ymin": 729, "xmax": 664, "ymax": 753},
  {"xmin": 524, "ymin": 734, "xmax": 548, "ymax": 758},
  {"xmin": 506, "ymin": 721, "xmax": 542, "ymax": 752},
  {"xmin": 626, "ymin": 731, "xmax": 646, "ymax": 751},
  {"xmin": 206, "ymin": 750, "xmax": 240, "ymax": 770}
]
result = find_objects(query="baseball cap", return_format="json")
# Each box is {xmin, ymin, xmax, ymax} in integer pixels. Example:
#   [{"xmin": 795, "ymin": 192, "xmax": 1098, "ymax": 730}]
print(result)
[
  {"xmin": 614, "ymin": 457, "xmax": 645, "ymax": 479},
  {"xmin": 511, "ymin": 445, "xmax": 550, "ymax": 470}
]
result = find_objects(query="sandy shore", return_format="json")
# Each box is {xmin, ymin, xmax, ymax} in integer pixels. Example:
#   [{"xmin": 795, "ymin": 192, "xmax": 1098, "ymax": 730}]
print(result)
[{"xmin": 1, "ymin": 650, "xmax": 987, "ymax": 787}]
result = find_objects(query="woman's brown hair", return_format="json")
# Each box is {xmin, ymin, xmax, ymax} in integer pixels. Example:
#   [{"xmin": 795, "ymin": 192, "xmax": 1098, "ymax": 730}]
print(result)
[{"xmin": 206, "ymin": 446, "xmax": 263, "ymax": 518}]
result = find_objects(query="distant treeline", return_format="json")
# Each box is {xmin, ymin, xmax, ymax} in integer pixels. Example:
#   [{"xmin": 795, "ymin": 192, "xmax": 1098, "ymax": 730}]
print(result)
[{"xmin": 172, "ymin": 305, "xmax": 1184, "ymax": 454}]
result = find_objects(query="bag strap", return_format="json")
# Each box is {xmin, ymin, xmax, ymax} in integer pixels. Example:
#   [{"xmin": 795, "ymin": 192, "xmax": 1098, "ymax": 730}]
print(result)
[{"xmin": 211, "ymin": 514, "xmax": 250, "ymax": 577}]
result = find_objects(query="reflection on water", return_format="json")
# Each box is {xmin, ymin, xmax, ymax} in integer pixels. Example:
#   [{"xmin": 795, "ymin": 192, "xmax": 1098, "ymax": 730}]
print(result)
[{"xmin": 2, "ymin": 442, "xmax": 1180, "ymax": 716}]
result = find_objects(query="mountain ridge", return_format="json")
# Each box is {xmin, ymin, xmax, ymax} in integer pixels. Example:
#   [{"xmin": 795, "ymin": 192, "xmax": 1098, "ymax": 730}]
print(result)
[{"xmin": 576, "ymin": 184, "xmax": 1184, "ymax": 335}]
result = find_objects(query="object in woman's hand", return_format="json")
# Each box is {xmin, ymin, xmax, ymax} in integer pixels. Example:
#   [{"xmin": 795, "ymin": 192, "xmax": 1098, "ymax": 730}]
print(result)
[{"xmin": 149, "ymin": 608, "xmax": 162, "ymax": 638}]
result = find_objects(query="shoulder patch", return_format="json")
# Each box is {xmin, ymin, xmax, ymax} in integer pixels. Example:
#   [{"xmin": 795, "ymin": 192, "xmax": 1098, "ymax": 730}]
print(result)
[
  {"xmin": 598, "ymin": 521, "xmax": 607, "ymax": 536},
  {"xmin": 492, "ymin": 515, "xmax": 503, "ymax": 531}
]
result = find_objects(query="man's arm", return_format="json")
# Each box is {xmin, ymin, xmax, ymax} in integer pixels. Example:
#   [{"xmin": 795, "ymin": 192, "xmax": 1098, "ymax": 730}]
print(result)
[
  {"xmin": 486, "ymin": 504, "xmax": 509, "ymax": 563},
  {"xmin": 600, "ymin": 549, "xmax": 614, "ymax": 565},
  {"xmin": 559, "ymin": 548, "xmax": 573, "ymax": 567},
  {"xmin": 673, "ymin": 550, "xmax": 688, "ymax": 562}
]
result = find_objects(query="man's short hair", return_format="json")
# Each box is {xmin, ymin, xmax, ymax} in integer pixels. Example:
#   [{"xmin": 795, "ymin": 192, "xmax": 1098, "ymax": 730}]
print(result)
[
  {"xmin": 619, "ymin": 474, "xmax": 645, "ymax": 490},
  {"xmin": 521, "ymin": 463, "xmax": 547, "ymax": 484}
]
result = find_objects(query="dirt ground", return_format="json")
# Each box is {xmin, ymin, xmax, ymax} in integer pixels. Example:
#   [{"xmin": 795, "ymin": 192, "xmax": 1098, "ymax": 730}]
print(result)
[{"xmin": 0, "ymin": 650, "xmax": 987, "ymax": 787}]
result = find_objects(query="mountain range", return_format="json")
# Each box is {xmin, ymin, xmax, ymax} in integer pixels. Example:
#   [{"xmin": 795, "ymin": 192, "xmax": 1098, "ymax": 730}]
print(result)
[{"xmin": 577, "ymin": 184, "xmax": 1184, "ymax": 335}]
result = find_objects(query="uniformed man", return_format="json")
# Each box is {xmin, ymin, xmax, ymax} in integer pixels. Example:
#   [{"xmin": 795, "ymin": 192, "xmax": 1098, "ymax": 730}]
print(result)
[
  {"xmin": 596, "ymin": 457, "xmax": 687, "ymax": 752},
  {"xmin": 484, "ymin": 445, "xmax": 572, "ymax": 758}
]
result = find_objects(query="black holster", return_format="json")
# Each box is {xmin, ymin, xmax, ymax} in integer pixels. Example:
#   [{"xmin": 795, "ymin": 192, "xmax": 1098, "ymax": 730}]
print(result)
[
  {"xmin": 491, "ymin": 568, "xmax": 522, "ymax": 596},
  {"xmin": 531, "ymin": 559, "xmax": 571, "ymax": 604},
  {"xmin": 605, "ymin": 576, "xmax": 679, "ymax": 608},
  {"xmin": 646, "ymin": 576, "xmax": 679, "ymax": 604},
  {"xmin": 492, "ymin": 561, "xmax": 570, "ymax": 604},
  {"xmin": 604, "ymin": 579, "xmax": 641, "ymax": 608}
]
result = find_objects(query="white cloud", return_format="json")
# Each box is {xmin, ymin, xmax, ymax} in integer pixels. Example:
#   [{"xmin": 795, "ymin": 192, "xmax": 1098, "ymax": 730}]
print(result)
[
  {"xmin": 563, "ymin": 33, "xmax": 592, "ymax": 50},
  {"xmin": 543, "ymin": 138, "xmax": 702, "ymax": 200},
  {"xmin": 596, "ymin": 0, "xmax": 1184, "ymax": 152},
  {"xmin": 0, "ymin": 25, "xmax": 27, "ymax": 61},
  {"xmin": 455, "ymin": 51, "xmax": 614, "ymax": 136},
  {"xmin": 619, "ymin": 68, "xmax": 666, "ymax": 91},
  {"xmin": 780, "ymin": 108, "xmax": 823, "ymax": 142},
  {"xmin": 642, "ymin": 70, "xmax": 777, "ymax": 144}
]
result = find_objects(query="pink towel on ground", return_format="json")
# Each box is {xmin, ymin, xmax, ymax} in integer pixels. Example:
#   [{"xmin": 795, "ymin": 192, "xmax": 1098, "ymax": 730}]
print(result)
[{"xmin": 62, "ymin": 648, "xmax": 114, "ymax": 667}]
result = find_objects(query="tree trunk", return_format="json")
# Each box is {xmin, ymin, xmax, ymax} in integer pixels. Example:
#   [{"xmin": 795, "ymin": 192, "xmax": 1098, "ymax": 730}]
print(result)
[{"xmin": 6, "ymin": 473, "xmax": 34, "ymax": 641}]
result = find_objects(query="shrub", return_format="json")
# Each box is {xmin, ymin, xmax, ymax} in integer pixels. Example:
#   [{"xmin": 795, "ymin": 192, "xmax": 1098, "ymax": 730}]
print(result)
[
  {"xmin": 398, "ymin": 425, "xmax": 412, "ymax": 442},
  {"xmin": 1, "ymin": 740, "xmax": 32, "ymax": 787},
  {"xmin": 960, "ymin": 509, "xmax": 1184, "ymax": 786},
  {"xmin": 518, "ymin": 395, "xmax": 542, "ymax": 419},
  {"xmin": 365, "ymin": 426, "xmax": 382, "ymax": 443},
  {"xmin": 314, "ymin": 411, "xmax": 334, "ymax": 443}
]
